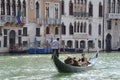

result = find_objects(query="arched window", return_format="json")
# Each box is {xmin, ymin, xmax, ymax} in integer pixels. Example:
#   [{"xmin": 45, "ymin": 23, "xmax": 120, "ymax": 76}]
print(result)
[
  {"xmin": 112, "ymin": 0, "xmax": 115, "ymax": 13},
  {"xmin": 67, "ymin": 40, "xmax": 73, "ymax": 48},
  {"xmin": 12, "ymin": 0, "xmax": 16, "ymax": 16},
  {"xmin": 46, "ymin": 27, "xmax": 50, "ymax": 34},
  {"xmin": 89, "ymin": 2, "xmax": 93, "ymax": 17},
  {"xmin": 55, "ymin": 7, "xmax": 58, "ymax": 18},
  {"xmin": 36, "ymin": 2, "xmax": 39, "ymax": 18},
  {"xmin": 88, "ymin": 40, "xmax": 94, "ymax": 48},
  {"xmin": 80, "ymin": 22, "xmax": 83, "ymax": 32},
  {"xmin": 108, "ymin": 0, "xmax": 111, "ymax": 13},
  {"xmin": 99, "ymin": 2, "xmax": 103, "ymax": 17},
  {"xmin": 61, "ymin": 0, "xmax": 64, "ymax": 15},
  {"xmin": 18, "ymin": 0, "xmax": 21, "ymax": 10},
  {"xmin": 69, "ymin": 0, "xmax": 73, "ymax": 15},
  {"xmin": 55, "ymin": 27, "xmax": 59, "ymax": 35},
  {"xmin": 46, "ymin": 7, "xmax": 49, "ymax": 18},
  {"xmin": 84, "ymin": 22, "xmax": 86, "ymax": 33},
  {"xmin": 75, "ymin": 40, "xmax": 78, "ymax": 48},
  {"xmin": 107, "ymin": 20, "xmax": 111, "ymax": 29},
  {"xmin": 98, "ymin": 24, "xmax": 101, "ymax": 35},
  {"xmin": 23, "ymin": 0, "xmax": 26, "ymax": 17},
  {"xmin": 98, "ymin": 40, "xmax": 101, "ymax": 48},
  {"xmin": 89, "ymin": 24, "xmax": 92, "ymax": 35},
  {"xmin": 61, "ymin": 23, "xmax": 66, "ymax": 35},
  {"xmin": 74, "ymin": 22, "xmax": 76, "ymax": 32},
  {"xmin": 1, "ymin": 0, "xmax": 5, "ymax": 15},
  {"xmin": 118, "ymin": 0, "xmax": 120, "ymax": 13},
  {"xmin": 80, "ymin": 40, "xmax": 85, "ymax": 49},
  {"xmin": 77, "ymin": 22, "xmax": 80, "ymax": 32},
  {"xmin": 7, "ymin": 0, "xmax": 10, "ymax": 15},
  {"xmin": 69, "ymin": 23, "xmax": 73, "ymax": 35},
  {"xmin": 23, "ymin": 27, "xmax": 27, "ymax": 36}
]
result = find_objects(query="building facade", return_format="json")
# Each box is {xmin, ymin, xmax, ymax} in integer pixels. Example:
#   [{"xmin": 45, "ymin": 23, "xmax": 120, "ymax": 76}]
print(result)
[
  {"xmin": 0, "ymin": 0, "xmax": 61, "ymax": 53},
  {"xmin": 104, "ymin": 0, "xmax": 120, "ymax": 51},
  {"xmin": 0, "ymin": 0, "xmax": 120, "ymax": 53},
  {"xmin": 61, "ymin": 0, "xmax": 103, "ymax": 52}
]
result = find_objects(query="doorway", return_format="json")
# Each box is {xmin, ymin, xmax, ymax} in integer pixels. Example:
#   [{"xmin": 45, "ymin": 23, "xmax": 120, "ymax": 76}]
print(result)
[
  {"xmin": 106, "ymin": 33, "xmax": 112, "ymax": 52},
  {"xmin": 9, "ymin": 30, "xmax": 16, "ymax": 48}
]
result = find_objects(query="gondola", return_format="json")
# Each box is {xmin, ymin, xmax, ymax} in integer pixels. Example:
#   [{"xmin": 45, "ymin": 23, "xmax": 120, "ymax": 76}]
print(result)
[{"xmin": 52, "ymin": 52, "xmax": 98, "ymax": 73}]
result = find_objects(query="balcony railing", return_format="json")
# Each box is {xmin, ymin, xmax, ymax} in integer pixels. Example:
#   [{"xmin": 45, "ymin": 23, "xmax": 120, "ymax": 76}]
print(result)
[
  {"xmin": 36, "ymin": 18, "xmax": 43, "ymax": 25},
  {"xmin": 0, "ymin": 15, "xmax": 17, "ymax": 23},
  {"xmin": 73, "ymin": 12, "xmax": 89, "ymax": 17},
  {"xmin": 106, "ymin": 13, "xmax": 120, "ymax": 19},
  {"xmin": 46, "ymin": 18, "xmax": 55, "ymax": 25},
  {"xmin": 46, "ymin": 18, "xmax": 61, "ymax": 25},
  {"xmin": 55, "ymin": 18, "xmax": 61, "ymax": 25},
  {"xmin": 73, "ymin": 33, "xmax": 88, "ymax": 39},
  {"xmin": 0, "ymin": 15, "xmax": 26, "ymax": 24}
]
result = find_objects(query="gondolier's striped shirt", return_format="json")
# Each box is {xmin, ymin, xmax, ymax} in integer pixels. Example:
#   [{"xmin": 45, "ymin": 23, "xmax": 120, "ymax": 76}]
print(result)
[{"xmin": 51, "ymin": 40, "xmax": 59, "ymax": 49}]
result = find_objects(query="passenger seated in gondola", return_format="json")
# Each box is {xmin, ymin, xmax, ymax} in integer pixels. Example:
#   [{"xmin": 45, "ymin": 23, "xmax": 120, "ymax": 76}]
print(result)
[
  {"xmin": 78, "ymin": 53, "xmax": 90, "ymax": 66},
  {"xmin": 72, "ymin": 57, "xmax": 80, "ymax": 66},
  {"xmin": 64, "ymin": 57, "xmax": 73, "ymax": 65},
  {"xmin": 64, "ymin": 57, "xmax": 81, "ymax": 66}
]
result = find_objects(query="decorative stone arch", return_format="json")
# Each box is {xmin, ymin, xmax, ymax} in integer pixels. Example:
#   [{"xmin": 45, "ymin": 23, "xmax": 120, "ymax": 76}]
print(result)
[
  {"xmin": 80, "ymin": 40, "xmax": 86, "ymax": 49},
  {"xmin": 88, "ymin": 1, "xmax": 93, "ymax": 16},
  {"xmin": 67, "ymin": 40, "xmax": 73, "ymax": 48},
  {"xmin": 106, "ymin": 33, "xmax": 112, "ymax": 52},
  {"xmin": 55, "ymin": 27, "xmax": 59, "ymax": 35}
]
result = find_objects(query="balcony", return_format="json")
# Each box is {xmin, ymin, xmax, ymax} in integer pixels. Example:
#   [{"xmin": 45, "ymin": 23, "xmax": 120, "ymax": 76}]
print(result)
[
  {"xmin": 0, "ymin": 15, "xmax": 17, "ymax": 23},
  {"xmin": 36, "ymin": 18, "xmax": 43, "ymax": 26},
  {"xmin": 46, "ymin": 18, "xmax": 61, "ymax": 25},
  {"xmin": 106, "ymin": 13, "xmax": 120, "ymax": 19},
  {"xmin": 55, "ymin": 18, "xmax": 61, "ymax": 25},
  {"xmin": 73, "ymin": 33, "xmax": 88, "ymax": 39},
  {"xmin": 73, "ymin": 12, "xmax": 89, "ymax": 18},
  {"xmin": 46, "ymin": 18, "xmax": 55, "ymax": 25},
  {"xmin": 0, "ymin": 15, "xmax": 27, "ymax": 24}
]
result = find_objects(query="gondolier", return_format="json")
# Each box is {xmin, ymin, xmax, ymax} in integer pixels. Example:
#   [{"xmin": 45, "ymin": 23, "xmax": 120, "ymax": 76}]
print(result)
[{"xmin": 51, "ymin": 38, "xmax": 60, "ymax": 58}]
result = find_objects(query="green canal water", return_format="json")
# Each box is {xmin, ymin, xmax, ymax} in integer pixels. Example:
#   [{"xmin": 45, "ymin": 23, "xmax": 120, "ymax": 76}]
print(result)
[{"xmin": 0, "ymin": 52, "xmax": 120, "ymax": 80}]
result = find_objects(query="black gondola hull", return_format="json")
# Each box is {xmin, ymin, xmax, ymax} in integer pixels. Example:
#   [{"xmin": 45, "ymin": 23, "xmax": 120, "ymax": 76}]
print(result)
[{"xmin": 53, "ymin": 53, "xmax": 98, "ymax": 73}]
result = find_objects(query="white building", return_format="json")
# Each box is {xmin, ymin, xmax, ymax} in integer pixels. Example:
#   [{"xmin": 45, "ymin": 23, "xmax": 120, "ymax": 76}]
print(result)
[
  {"xmin": 61, "ymin": 0, "xmax": 103, "ymax": 52},
  {"xmin": 104, "ymin": 0, "xmax": 120, "ymax": 51}
]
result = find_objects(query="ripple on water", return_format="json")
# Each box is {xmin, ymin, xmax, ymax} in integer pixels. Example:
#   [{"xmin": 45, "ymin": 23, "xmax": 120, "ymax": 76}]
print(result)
[{"xmin": 0, "ymin": 52, "xmax": 120, "ymax": 80}]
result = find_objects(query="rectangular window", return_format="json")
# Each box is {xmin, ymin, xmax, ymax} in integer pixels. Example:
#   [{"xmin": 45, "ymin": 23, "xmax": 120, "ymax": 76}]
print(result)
[
  {"xmin": 0, "ymin": 41, "xmax": 1, "ymax": 47},
  {"xmin": 36, "ymin": 28, "xmax": 40, "ymax": 36},
  {"xmin": 4, "ymin": 36, "xmax": 7, "ymax": 47},
  {"xmin": 18, "ymin": 30, "xmax": 22, "ymax": 35},
  {"xmin": 107, "ymin": 20, "xmax": 111, "ymax": 30},
  {"xmin": 23, "ymin": 41, "xmax": 28, "ymax": 47},
  {"xmin": 0, "ymin": 27, "xmax": 2, "ymax": 35},
  {"xmin": 18, "ymin": 37, "xmax": 21, "ymax": 46},
  {"xmin": 23, "ymin": 27, "xmax": 27, "ymax": 36},
  {"xmin": 4, "ymin": 29, "xmax": 7, "ymax": 35}
]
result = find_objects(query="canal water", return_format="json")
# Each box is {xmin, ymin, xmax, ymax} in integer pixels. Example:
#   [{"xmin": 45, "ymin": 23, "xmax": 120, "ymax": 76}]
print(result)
[{"xmin": 0, "ymin": 52, "xmax": 120, "ymax": 80}]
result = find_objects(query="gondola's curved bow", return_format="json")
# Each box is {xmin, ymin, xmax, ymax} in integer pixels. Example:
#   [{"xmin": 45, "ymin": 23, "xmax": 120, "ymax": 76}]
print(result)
[{"xmin": 52, "ymin": 52, "xmax": 98, "ymax": 73}]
